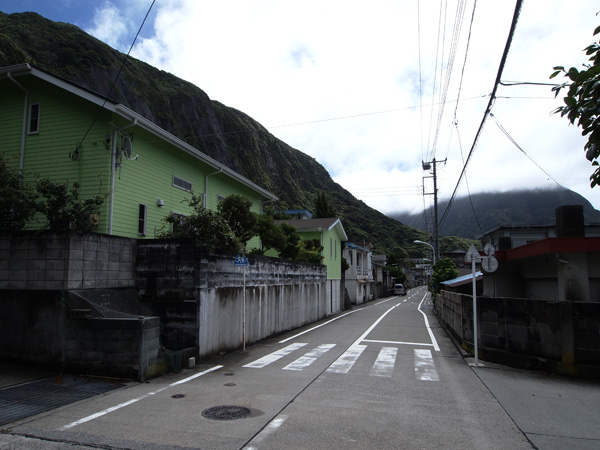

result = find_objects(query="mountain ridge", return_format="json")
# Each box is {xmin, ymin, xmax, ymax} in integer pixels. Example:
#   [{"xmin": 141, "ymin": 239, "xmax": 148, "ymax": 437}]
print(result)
[{"xmin": 390, "ymin": 188, "xmax": 600, "ymax": 239}]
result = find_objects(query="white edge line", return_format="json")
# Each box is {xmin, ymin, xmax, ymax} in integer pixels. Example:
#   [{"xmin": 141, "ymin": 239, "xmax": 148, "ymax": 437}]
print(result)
[
  {"xmin": 59, "ymin": 365, "xmax": 223, "ymax": 430},
  {"xmin": 244, "ymin": 415, "xmax": 289, "ymax": 449},
  {"xmin": 418, "ymin": 294, "xmax": 440, "ymax": 351}
]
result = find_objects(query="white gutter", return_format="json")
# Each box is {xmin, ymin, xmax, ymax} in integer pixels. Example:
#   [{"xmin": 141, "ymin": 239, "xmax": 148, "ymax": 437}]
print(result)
[
  {"xmin": 108, "ymin": 128, "xmax": 118, "ymax": 235},
  {"xmin": 204, "ymin": 169, "xmax": 222, "ymax": 210},
  {"xmin": 6, "ymin": 72, "xmax": 28, "ymax": 173},
  {"xmin": 108, "ymin": 120, "xmax": 137, "ymax": 234}
]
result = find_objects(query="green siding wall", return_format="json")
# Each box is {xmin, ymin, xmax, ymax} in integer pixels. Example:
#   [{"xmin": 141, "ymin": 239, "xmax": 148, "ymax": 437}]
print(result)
[{"xmin": 1, "ymin": 74, "xmax": 270, "ymax": 240}]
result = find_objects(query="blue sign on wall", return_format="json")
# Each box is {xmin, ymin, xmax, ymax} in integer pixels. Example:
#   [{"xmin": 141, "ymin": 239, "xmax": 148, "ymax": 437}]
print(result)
[{"xmin": 234, "ymin": 254, "xmax": 249, "ymax": 266}]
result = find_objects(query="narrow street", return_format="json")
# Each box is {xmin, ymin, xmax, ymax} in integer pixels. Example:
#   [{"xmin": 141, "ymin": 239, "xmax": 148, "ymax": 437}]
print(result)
[{"xmin": 3, "ymin": 286, "xmax": 596, "ymax": 449}]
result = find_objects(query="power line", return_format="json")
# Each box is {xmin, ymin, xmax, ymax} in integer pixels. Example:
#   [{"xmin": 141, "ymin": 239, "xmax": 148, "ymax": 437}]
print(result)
[
  {"xmin": 489, "ymin": 113, "xmax": 568, "ymax": 190},
  {"xmin": 77, "ymin": 0, "xmax": 156, "ymax": 149},
  {"xmin": 439, "ymin": 0, "xmax": 524, "ymax": 229}
]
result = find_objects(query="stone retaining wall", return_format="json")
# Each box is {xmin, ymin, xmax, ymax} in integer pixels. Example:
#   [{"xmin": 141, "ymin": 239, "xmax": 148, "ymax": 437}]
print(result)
[{"xmin": 435, "ymin": 290, "xmax": 600, "ymax": 378}]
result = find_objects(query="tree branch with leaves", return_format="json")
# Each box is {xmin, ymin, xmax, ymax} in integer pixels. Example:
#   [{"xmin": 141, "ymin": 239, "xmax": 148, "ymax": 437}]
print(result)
[{"xmin": 551, "ymin": 24, "xmax": 600, "ymax": 187}]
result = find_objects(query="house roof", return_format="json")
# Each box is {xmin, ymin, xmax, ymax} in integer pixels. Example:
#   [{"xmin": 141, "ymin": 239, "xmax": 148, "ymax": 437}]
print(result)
[
  {"xmin": 496, "ymin": 237, "xmax": 600, "ymax": 261},
  {"xmin": 344, "ymin": 242, "xmax": 371, "ymax": 253},
  {"xmin": 274, "ymin": 218, "xmax": 348, "ymax": 241},
  {"xmin": 0, "ymin": 63, "xmax": 278, "ymax": 202},
  {"xmin": 441, "ymin": 271, "xmax": 483, "ymax": 287}
]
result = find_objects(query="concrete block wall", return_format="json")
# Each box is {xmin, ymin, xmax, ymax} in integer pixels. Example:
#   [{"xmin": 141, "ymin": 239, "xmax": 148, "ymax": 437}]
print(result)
[
  {"xmin": 435, "ymin": 290, "xmax": 600, "ymax": 377},
  {"xmin": 0, "ymin": 289, "xmax": 160, "ymax": 381},
  {"xmin": 136, "ymin": 240, "xmax": 329, "ymax": 357},
  {"xmin": 64, "ymin": 317, "xmax": 160, "ymax": 381},
  {"xmin": 0, "ymin": 231, "xmax": 136, "ymax": 290}
]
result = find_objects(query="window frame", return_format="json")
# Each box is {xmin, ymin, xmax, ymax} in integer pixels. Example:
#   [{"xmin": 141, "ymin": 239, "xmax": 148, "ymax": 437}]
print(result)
[
  {"xmin": 138, "ymin": 203, "xmax": 147, "ymax": 236},
  {"xmin": 172, "ymin": 175, "xmax": 192, "ymax": 192},
  {"xmin": 28, "ymin": 103, "xmax": 41, "ymax": 134}
]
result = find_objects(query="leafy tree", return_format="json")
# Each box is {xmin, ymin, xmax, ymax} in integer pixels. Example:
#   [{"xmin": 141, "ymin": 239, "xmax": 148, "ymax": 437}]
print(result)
[
  {"xmin": 0, "ymin": 154, "xmax": 38, "ymax": 231},
  {"xmin": 431, "ymin": 258, "xmax": 458, "ymax": 296},
  {"xmin": 35, "ymin": 179, "xmax": 103, "ymax": 232},
  {"xmin": 252, "ymin": 214, "xmax": 288, "ymax": 254},
  {"xmin": 314, "ymin": 191, "xmax": 337, "ymax": 218},
  {"xmin": 551, "ymin": 24, "xmax": 600, "ymax": 187},
  {"xmin": 386, "ymin": 265, "xmax": 407, "ymax": 283},
  {"xmin": 296, "ymin": 238, "xmax": 324, "ymax": 264},
  {"xmin": 162, "ymin": 192, "xmax": 237, "ymax": 251},
  {"xmin": 278, "ymin": 223, "xmax": 301, "ymax": 260},
  {"xmin": 217, "ymin": 194, "xmax": 258, "ymax": 249}
]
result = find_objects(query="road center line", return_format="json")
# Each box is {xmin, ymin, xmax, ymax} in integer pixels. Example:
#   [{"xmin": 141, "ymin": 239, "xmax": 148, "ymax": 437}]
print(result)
[
  {"xmin": 58, "ymin": 365, "xmax": 223, "ymax": 431},
  {"xmin": 278, "ymin": 296, "xmax": 398, "ymax": 343}
]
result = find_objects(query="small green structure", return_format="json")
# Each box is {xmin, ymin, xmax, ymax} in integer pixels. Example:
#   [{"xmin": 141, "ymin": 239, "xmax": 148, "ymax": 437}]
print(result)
[{"xmin": 275, "ymin": 217, "xmax": 348, "ymax": 313}]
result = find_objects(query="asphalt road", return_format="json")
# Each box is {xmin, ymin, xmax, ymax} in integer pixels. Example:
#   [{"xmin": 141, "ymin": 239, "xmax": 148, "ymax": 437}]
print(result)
[{"xmin": 2, "ymin": 285, "xmax": 588, "ymax": 449}]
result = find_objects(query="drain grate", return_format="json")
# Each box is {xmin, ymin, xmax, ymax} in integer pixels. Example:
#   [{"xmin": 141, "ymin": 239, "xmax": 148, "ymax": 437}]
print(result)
[
  {"xmin": 0, "ymin": 375, "xmax": 123, "ymax": 427},
  {"xmin": 202, "ymin": 405, "xmax": 251, "ymax": 421}
]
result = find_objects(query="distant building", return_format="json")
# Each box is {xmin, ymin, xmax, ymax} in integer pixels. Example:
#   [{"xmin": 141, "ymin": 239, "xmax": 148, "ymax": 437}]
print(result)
[
  {"xmin": 274, "ymin": 217, "xmax": 348, "ymax": 314},
  {"xmin": 344, "ymin": 242, "xmax": 374, "ymax": 304}
]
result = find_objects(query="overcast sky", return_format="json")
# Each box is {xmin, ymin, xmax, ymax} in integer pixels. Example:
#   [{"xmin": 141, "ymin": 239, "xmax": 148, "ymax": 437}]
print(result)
[{"xmin": 3, "ymin": 0, "xmax": 600, "ymax": 215}]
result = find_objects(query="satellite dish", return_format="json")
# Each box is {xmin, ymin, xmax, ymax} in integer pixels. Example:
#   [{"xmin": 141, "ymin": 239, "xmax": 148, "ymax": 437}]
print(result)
[{"xmin": 122, "ymin": 137, "xmax": 132, "ymax": 159}]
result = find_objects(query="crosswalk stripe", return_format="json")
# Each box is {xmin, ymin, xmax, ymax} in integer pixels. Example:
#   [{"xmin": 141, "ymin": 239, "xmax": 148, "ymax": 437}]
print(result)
[
  {"xmin": 283, "ymin": 344, "xmax": 337, "ymax": 371},
  {"xmin": 370, "ymin": 347, "xmax": 398, "ymax": 377},
  {"xmin": 244, "ymin": 342, "xmax": 308, "ymax": 368},
  {"xmin": 326, "ymin": 344, "xmax": 367, "ymax": 374},
  {"xmin": 414, "ymin": 349, "xmax": 439, "ymax": 381}
]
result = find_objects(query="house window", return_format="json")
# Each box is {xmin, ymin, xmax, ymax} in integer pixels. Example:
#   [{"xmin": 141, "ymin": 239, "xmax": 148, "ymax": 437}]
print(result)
[
  {"xmin": 217, "ymin": 194, "xmax": 225, "ymax": 204},
  {"xmin": 170, "ymin": 212, "xmax": 187, "ymax": 234},
  {"xmin": 138, "ymin": 204, "xmax": 147, "ymax": 236},
  {"xmin": 330, "ymin": 238, "xmax": 333, "ymax": 258},
  {"xmin": 173, "ymin": 175, "xmax": 192, "ymax": 192},
  {"xmin": 28, "ymin": 103, "xmax": 41, "ymax": 134}
]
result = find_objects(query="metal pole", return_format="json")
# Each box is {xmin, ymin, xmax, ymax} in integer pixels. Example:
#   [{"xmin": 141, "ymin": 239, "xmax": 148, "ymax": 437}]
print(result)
[
  {"xmin": 432, "ymin": 158, "xmax": 439, "ymax": 262},
  {"xmin": 472, "ymin": 257, "xmax": 478, "ymax": 364},
  {"xmin": 242, "ymin": 265, "xmax": 246, "ymax": 352}
]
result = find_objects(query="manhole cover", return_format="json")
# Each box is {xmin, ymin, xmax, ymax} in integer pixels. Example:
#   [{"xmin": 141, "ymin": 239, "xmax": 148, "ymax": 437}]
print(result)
[
  {"xmin": 224, "ymin": 383, "xmax": 236, "ymax": 387},
  {"xmin": 202, "ymin": 405, "xmax": 251, "ymax": 420},
  {"xmin": 171, "ymin": 394, "xmax": 185, "ymax": 398}
]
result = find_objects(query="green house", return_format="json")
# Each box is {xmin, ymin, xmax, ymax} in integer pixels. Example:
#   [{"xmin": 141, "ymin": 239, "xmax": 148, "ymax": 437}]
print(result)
[
  {"xmin": 0, "ymin": 64, "xmax": 277, "ymax": 238},
  {"xmin": 275, "ymin": 217, "xmax": 348, "ymax": 313}
]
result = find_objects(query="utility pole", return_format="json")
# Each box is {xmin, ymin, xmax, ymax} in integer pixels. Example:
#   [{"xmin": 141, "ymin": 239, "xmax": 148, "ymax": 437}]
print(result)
[{"xmin": 422, "ymin": 158, "xmax": 446, "ymax": 263}]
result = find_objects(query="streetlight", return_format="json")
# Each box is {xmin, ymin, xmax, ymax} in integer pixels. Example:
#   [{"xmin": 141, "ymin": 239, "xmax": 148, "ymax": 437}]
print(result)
[{"xmin": 414, "ymin": 240, "xmax": 436, "ymax": 265}]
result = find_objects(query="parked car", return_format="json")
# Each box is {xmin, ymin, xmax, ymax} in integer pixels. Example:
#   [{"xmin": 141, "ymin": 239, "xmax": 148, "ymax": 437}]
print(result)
[{"xmin": 393, "ymin": 283, "xmax": 406, "ymax": 296}]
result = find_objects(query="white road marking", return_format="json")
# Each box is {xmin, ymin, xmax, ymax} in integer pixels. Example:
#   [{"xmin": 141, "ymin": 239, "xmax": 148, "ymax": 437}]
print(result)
[
  {"xmin": 418, "ymin": 293, "xmax": 440, "ymax": 351},
  {"xmin": 414, "ymin": 349, "xmax": 439, "ymax": 381},
  {"xmin": 283, "ymin": 344, "xmax": 336, "ymax": 371},
  {"xmin": 59, "ymin": 365, "xmax": 223, "ymax": 430},
  {"xmin": 362, "ymin": 339, "xmax": 434, "ymax": 347},
  {"xmin": 244, "ymin": 415, "xmax": 288, "ymax": 450},
  {"xmin": 278, "ymin": 296, "xmax": 398, "ymax": 344},
  {"xmin": 244, "ymin": 343, "xmax": 308, "ymax": 368},
  {"xmin": 370, "ymin": 347, "xmax": 398, "ymax": 377},
  {"xmin": 326, "ymin": 344, "xmax": 367, "ymax": 374}
]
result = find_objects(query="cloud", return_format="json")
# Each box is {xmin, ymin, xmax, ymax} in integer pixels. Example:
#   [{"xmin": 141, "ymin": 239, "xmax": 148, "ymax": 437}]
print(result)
[
  {"xmin": 87, "ymin": 2, "xmax": 130, "ymax": 50},
  {"xmin": 121, "ymin": 0, "xmax": 600, "ymax": 215}
]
